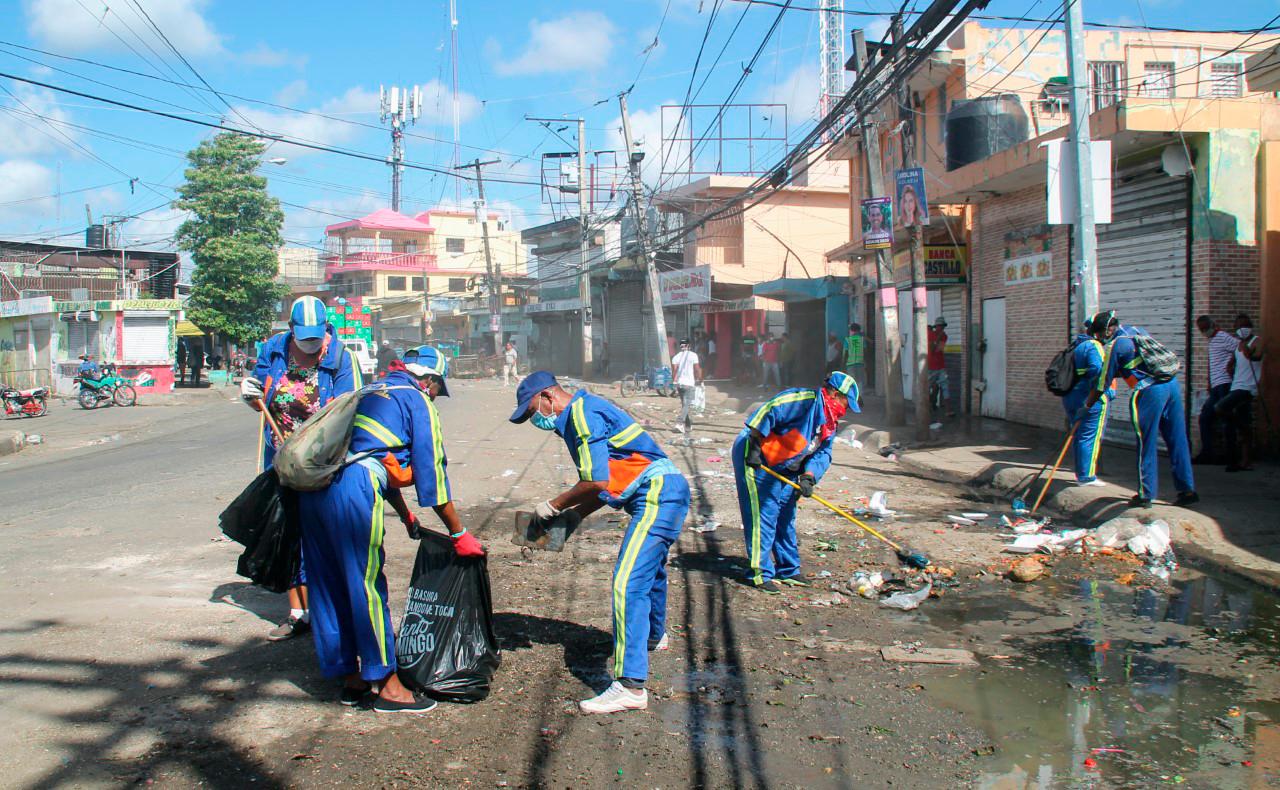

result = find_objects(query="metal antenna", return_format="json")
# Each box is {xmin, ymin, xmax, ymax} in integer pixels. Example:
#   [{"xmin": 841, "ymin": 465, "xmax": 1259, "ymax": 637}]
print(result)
[{"xmin": 380, "ymin": 84, "xmax": 421, "ymax": 212}]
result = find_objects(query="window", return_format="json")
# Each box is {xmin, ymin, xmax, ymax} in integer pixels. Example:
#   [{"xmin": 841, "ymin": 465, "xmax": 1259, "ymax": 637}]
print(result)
[
  {"xmin": 1142, "ymin": 62, "xmax": 1174, "ymax": 98},
  {"xmin": 387, "ymin": 276, "xmax": 407, "ymax": 291},
  {"xmin": 411, "ymin": 276, "xmax": 424, "ymax": 291},
  {"xmin": 496, "ymin": 221, "xmax": 506, "ymax": 231},
  {"xmin": 448, "ymin": 278, "xmax": 467, "ymax": 292},
  {"xmin": 1210, "ymin": 62, "xmax": 1242, "ymax": 98},
  {"xmin": 445, "ymin": 237, "xmax": 465, "ymax": 253},
  {"xmin": 1088, "ymin": 61, "xmax": 1124, "ymax": 113}
]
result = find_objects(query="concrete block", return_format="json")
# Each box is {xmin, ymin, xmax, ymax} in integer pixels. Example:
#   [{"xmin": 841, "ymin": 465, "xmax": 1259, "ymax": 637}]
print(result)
[{"xmin": 0, "ymin": 430, "xmax": 24, "ymax": 456}]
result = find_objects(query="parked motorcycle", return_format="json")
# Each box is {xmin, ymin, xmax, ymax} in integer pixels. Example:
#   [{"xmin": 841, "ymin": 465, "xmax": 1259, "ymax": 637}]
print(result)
[
  {"xmin": 76, "ymin": 365, "xmax": 138, "ymax": 409},
  {"xmin": 1, "ymin": 385, "xmax": 48, "ymax": 418}
]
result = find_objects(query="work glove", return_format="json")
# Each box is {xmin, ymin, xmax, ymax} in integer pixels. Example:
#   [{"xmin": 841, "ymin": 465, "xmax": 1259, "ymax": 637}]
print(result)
[
  {"xmin": 534, "ymin": 500, "xmax": 561, "ymax": 521},
  {"xmin": 451, "ymin": 528, "xmax": 486, "ymax": 558},
  {"xmin": 796, "ymin": 473, "xmax": 816, "ymax": 498},
  {"xmin": 402, "ymin": 512, "xmax": 423, "ymax": 540},
  {"xmin": 240, "ymin": 376, "xmax": 264, "ymax": 405},
  {"xmin": 745, "ymin": 439, "xmax": 764, "ymax": 469}
]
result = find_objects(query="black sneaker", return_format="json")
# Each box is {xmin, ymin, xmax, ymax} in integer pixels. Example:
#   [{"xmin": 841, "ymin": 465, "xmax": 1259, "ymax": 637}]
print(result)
[
  {"xmin": 371, "ymin": 695, "xmax": 438, "ymax": 715},
  {"xmin": 1128, "ymin": 495, "xmax": 1153, "ymax": 508},
  {"xmin": 267, "ymin": 616, "xmax": 310, "ymax": 642},
  {"xmin": 753, "ymin": 580, "xmax": 782, "ymax": 594},
  {"xmin": 1175, "ymin": 491, "xmax": 1200, "ymax": 507},
  {"xmin": 339, "ymin": 685, "xmax": 371, "ymax": 707},
  {"xmin": 777, "ymin": 576, "xmax": 809, "ymax": 587}
]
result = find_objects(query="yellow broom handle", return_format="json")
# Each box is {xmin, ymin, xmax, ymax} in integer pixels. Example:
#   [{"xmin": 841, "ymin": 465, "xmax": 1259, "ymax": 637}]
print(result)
[{"xmin": 761, "ymin": 465, "xmax": 906, "ymax": 552}]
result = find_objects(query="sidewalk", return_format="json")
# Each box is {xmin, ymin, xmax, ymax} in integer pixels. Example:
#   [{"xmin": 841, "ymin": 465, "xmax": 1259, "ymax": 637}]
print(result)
[{"xmin": 846, "ymin": 396, "xmax": 1280, "ymax": 590}]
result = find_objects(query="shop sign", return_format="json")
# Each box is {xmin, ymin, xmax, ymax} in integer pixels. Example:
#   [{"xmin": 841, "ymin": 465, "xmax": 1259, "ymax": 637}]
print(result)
[
  {"xmin": 657, "ymin": 265, "xmax": 711, "ymax": 306},
  {"xmin": 1004, "ymin": 252, "xmax": 1053, "ymax": 284},
  {"xmin": 698, "ymin": 296, "xmax": 771, "ymax": 314},
  {"xmin": 0, "ymin": 296, "xmax": 53, "ymax": 318},
  {"xmin": 1003, "ymin": 225, "xmax": 1054, "ymax": 285},
  {"xmin": 526, "ymin": 297, "xmax": 583, "ymax": 314},
  {"xmin": 891, "ymin": 245, "xmax": 968, "ymax": 285}
]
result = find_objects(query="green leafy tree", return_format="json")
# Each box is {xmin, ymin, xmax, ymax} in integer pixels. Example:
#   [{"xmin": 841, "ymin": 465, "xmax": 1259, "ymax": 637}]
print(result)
[{"xmin": 174, "ymin": 133, "xmax": 286, "ymax": 345}]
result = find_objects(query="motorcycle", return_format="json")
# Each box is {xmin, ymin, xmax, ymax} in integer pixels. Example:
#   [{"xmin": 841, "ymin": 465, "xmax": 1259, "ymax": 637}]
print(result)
[
  {"xmin": 1, "ymin": 385, "xmax": 48, "ymax": 418},
  {"xmin": 75, "ymin": 365, "xmax": 138, "ymax": 409}
]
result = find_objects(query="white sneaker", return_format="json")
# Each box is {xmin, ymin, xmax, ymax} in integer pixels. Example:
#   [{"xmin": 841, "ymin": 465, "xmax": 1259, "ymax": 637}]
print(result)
[
  {"xmin": 579, "ymin": 681, "xmax": 647, "ymax": 714},
  {"xmin": 1076, "ymin": 479, "xmax": 1106, "ymax": 487},
  {"xmin": 651, "ymin": 632, "xmax": 669, "ymax": 651},
  {"xmin": 673, "ymin": 425, "xmax": 685, "ymax": 434}
]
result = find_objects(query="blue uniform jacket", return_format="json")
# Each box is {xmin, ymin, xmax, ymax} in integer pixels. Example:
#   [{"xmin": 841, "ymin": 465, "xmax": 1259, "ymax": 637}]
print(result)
[
  {"xmin": 1098, "ymin": 326, "xmax": 1160, "ymax": 392},
  {"xmin": 253, "ymin": 325, "xmax": 362, "ymax": 405},
  {"xmin": 743, "ymin": 388, "xmax": 835, "ymax": 480},
  {"xmin": 348, "ymin": 371, "xmax": 450, "ymax": 508},
  {"xmin": 554, "ymin": 390, "xmax": 669, "ymax": 499},
  {"xmin": 1069, "ymin": 334, "xmax": 1111, "ymax": 402}
]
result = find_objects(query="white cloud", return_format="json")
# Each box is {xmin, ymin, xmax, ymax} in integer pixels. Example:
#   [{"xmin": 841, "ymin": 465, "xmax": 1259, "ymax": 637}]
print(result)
[
  {"xmin": 761, "ymin": 63, "xmax": 821, "ymax": 122},
  {"xmin": 495, "ymin": 12, "xmax": 616, "ymax": 76},
  {"xmin": 24, "ymin": 0, "xmax": 222, "ymax": 56},
  {"xmin": 274, "ymin": 79, "xmax": 309, "ymax": 106},
  {"xmin": 0, "ymin": 86, "xmax": 77, "ymax": 157},
  {"xmin": 239, "ymin": 43, "xmax": 308, "ymax": 70},
  {"xmin": 0, "ymin": 160, "xmax": 56, "ymax": 216}
]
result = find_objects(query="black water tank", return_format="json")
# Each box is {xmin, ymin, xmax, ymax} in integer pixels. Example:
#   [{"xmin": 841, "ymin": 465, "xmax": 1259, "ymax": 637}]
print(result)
[
  {"xmin": 944, "ymin": 95, "xmax": 1029, "ymax": 171},
  {"xmin": 86, "ymin": 223, "xmax": 107, "ymax": 248}
]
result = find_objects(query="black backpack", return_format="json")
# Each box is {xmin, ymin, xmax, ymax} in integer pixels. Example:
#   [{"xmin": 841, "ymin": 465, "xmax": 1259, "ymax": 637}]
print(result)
[{"xmin": 1045, "ymin": 343, "xmax": 1080, "ymax": 397}]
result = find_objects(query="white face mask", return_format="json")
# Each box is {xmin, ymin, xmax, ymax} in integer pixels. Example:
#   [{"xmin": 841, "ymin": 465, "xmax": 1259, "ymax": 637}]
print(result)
[
  {"xmin": 1238, "ymin": 327, "xmax": 1253, "ymax": 339},
  {"xmin": 294, "ymin": 336, "xmax": 324, "ymax": 355}
]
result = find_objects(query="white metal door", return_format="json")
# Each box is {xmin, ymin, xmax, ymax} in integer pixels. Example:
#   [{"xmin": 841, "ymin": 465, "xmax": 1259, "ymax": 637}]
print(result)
[{"xmin": 981, "ymin": 297, "xmax": 1007, "ymax": 419}]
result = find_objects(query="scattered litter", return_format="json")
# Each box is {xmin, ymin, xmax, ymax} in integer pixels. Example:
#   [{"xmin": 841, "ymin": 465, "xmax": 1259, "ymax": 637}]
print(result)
[
  {"xmin": 706, "ymin": 456, "xmax": 723, "ymax": 463},
  {"xmin": 878, "ymin": 442, "xmax": 904, "ymax": 458},
  {"xmin": 867, "ymin": 491, "xmax": 895, "ymax": 518},
  {"xmin": 816, "ymin": 570, "xmax": 832, "ymax": 578},
  {"xmin": 1011, "ymin": 496, "xmax": 1029, "ymax": 515},
  {"xmin": 946, "ymin": 515, "xmax": 978, "ymax": 526},
  {"xmin": 813, "ymin": 539, "xmax": 839, "ymax": 553},
  {"xmin": 1094, "ymin": 517, "xmax": 1179, "ymax": 579},
  {"xmin": 501, "ymin": 469, "xmax": 516, "ymax": 477},
  {"xmin": 809, "ymin": 592, "xmax": 846, "ymax": 607},
  {"xmin": 849, "ymin": 571, "xmax": 884, "ymax": 599},
  {"xmin": 1008, "ymin": 557, "xmax": 1046, "ymax": 583},
  {"xmin": 929, "ymin": 422, "xmax": 943, "ymax": 431},
  {"xmin": 693, "ymin": 516, "xmax": 720, "ymax": 533},
  {"xmin": 961, "ymin": 512, "xmax": 989, "ymax": 520},
  {"xmin": 879, "ymin": 581, "xmax": 931, "ymax": 610},
  {"xmin": 24, "ymin": 434, "xmax": 43, "ymax": 444},
  {"xmin": 880, "ymin": 645, "xmax": 977, "ymax": 666},
  {"xmin": 1004, "ymin": 528, "xmax": 1087, "ymax": 554}
]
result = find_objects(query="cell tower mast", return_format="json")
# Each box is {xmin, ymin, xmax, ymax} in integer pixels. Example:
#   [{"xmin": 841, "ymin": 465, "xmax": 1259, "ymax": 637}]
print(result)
[
  {"xmin": 818, "ymin": 0, "xmax": 846, "ymax": 136},
  {"xmin": 380, "ymin": 85, "xmax": 421, "ymax": 212},
  {"xmin": 450, "ymin": 0, "xmax": 461, "ymax": 207}
]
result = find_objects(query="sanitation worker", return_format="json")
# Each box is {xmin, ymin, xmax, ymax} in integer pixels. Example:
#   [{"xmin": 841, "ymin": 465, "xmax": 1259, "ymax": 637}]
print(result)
[
  {"xmin": 1062, "ymin": 322, "xmax": 1113, "ymax": 487},
  {"xmin": 734, "ymin": 371, "xmax": 859, "ymax": 592},
  {"xmin": 296, "ymin": 345, "xmax": 484, "ymax": 714},
  {"xmin": 241, "ymin": 295, "xmax": 362, "ymax": 642},
  {"xmin": 510, "ymin": 370, "xmax": 689, "ymax": 715}
]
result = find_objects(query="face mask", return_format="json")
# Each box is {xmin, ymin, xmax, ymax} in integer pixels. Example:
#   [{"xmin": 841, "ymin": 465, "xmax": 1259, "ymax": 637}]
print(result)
[
  {"xmin": 294, "ymin": 336, "xmax": 324, "ymax": 355},
  {"xmin": 1238, "ymin": 327, "xmax": 1253, "ymax": 339},
  {"xmin": 530, "ymin": 400, "xmax": 557, "ymax": 431}
]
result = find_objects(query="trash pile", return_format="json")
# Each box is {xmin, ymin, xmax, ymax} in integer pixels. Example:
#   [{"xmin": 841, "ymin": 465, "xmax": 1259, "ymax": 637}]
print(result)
[
  {"xmin": 847, "ymin": 568, "xmax": 950, "ymax": 610},
  {"xmin": 989, "ymin": 514, "xmax": 1179, "ymax": 581}
]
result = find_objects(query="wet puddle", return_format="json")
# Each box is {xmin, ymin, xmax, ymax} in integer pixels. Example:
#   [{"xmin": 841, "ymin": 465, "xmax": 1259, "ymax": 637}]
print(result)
[{"xmin": 918, "ymin": 564, "xmax": 1280, "ymax": 788}]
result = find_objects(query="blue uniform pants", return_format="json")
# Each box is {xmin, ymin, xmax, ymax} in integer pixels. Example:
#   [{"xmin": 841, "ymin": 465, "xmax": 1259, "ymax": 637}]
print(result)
[
  {"xmin": 733, "ymin": 431, "xmax": 801, "ymax": 585},
  {"xmin": 1130, "ymin": 379, "xmax": 1195, "ymax": 501},
  {"xmin": 612, "ymin": 473, "xmax": 689, "ymax": 684},
  {"xmin": 296, "ymin": 464, "xmax": 396, "ymax": 681},
  {"xmin": 1063, "ymin": 391, "xmax": 1108, "ymax": 483}
]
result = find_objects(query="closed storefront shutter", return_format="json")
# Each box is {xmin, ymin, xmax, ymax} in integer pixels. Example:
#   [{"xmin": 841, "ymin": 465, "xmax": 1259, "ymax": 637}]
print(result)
[
  {"xmin": 65, "ymin": 321, "xmax": 101, "ymax": 358},
  {"xmin": 122, "ymin": 315, "xmax": 170, "ymax": 362},
  {"xmin": 1097, "ymin": 158, "xmax": 1189, "ymax": 446},
  {"xmin": 607, "ymin": 281, "xmax": 645, "ymax": 374}
]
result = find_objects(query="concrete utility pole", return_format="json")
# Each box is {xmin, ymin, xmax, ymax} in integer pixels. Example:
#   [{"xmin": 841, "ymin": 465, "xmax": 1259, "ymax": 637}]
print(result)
[
  {"xmin": 577, "ymin": 117, "xmax": 593, "ymax": 373},
  {"xmin": 851, "ymin": 30, "xmax": 905, "ymax": 425},
  {"xmin": 618, "ymin": 92, "xmax": 672, "ymax": 372},
  {"xmin": 1063, "ymin": 0, "xmax": 1099, "ymax": 328},
  {"xmin": 455, "ymin": 158, "xmax": 503, "ymax": 356},
  {"xmin": 892, "ymin": 16, "xmax": 932, "ymax": 440}
]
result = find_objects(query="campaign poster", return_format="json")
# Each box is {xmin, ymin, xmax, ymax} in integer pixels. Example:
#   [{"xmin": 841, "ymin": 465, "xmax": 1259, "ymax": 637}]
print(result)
[
  {"xmin": 894, "ymin": 167, "xmax": 929, "ymax": 228},
  {"xmin": 861, "ymin": 197, "xmax": 892, "ymax": 250}
]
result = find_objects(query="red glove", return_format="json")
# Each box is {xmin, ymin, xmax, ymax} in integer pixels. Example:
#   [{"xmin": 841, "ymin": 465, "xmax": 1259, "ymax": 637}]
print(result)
[
  {"xmin": 451, "ymin": 529, "xmax": 486, "ymax": 558},
  {"xmin": 402, "ymin": 512, "xmax": 422, "ymax": 540}
]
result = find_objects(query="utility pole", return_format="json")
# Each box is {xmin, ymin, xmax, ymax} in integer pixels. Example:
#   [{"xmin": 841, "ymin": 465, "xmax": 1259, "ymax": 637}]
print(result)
[
  {"xmin": 380, "ymin": 85, "xmax": 422, "ymax": 212},
  {"xmin": 852, "ymin": 30, "xmax": 904, "ymax": 425},
  {"xmin": 1063, "ymin": 0, "xmax": 1098, "ymax": 328},
  {"xmin": 892, "ymin": 16, "xmax": 932, "ymax": 440},
  {"xmin": 619, "ymin": 92, "xmax": 671, "ymax": 372},
  {"xmin": 455, "ymin": 158, "xmax": 503, "ymax": 356}
]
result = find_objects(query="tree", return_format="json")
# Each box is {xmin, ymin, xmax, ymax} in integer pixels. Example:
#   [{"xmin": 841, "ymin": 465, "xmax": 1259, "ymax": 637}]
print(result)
[{"xmin": 174, "ymin": 133, "xmax": 286, "ymax": 346}]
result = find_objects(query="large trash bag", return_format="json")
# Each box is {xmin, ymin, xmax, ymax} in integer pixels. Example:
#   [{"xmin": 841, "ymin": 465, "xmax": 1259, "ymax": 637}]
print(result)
[
  {"xmin": 217, "ymin": 469, "xmax": 300, "ymax": 593},
  {"xmin": 396, "ymin": 531, "xmax": 501, "ymax": 703}
]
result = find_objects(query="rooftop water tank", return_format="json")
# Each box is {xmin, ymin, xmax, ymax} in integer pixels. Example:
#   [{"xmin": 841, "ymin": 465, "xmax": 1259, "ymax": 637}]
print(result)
[{"xmin": 944, "ymin": 94, "xmax": 1029, "ymax": 171}]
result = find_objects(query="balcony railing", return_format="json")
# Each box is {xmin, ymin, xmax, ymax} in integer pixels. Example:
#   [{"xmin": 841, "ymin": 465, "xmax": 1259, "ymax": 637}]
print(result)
[{"xmin": 322, "ymin": 251, "xmax": 439, "ymax": 276}]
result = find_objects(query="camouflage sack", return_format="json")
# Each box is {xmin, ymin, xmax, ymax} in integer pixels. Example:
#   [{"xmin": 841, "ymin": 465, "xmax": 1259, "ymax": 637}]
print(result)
[{"xmin": 272, "ymin": 384, "xmax": 410, "ymax": 491}]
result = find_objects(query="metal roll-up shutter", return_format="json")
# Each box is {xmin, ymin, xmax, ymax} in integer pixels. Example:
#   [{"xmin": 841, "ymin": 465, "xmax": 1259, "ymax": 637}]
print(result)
[
  {"xmin": 1097, "ymin": 158, "xmax": 1189, "ymax": 447},
  {"xmin": 123, "ymin": 315, "xmax": 171, "ymax": 362},
  {"xmin": 607, "ymin": 281, "xmax": 645, "ymax": 374}
]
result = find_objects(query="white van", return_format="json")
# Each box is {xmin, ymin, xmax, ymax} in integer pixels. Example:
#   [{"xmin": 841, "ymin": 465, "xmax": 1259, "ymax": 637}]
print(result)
[{"xmin": 341, "ymin": 339, "xmax": 377, "ymax": 378}]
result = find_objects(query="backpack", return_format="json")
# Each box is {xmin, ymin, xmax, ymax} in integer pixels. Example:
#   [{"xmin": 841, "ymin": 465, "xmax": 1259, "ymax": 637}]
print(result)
[
  {"xmin": 1132, "ymin": 334, "xmax": 1180, "ymax": 383},
  {"xmin": 1044, "ymin": 344, "xmax": 1080, "ymax": 396},
  {"xmin": 272, "ymin": 383, "xmax": 411, "ymax": 491}
]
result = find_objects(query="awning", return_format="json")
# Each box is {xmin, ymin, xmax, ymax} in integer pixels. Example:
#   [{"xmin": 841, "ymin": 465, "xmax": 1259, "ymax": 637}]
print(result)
[
  {"xmin": 753, "ymin": 276, "xmax": 845, "ymax": 303},
  {"xmin": 175, "ymin": 320, "xmax": 203, "ymax": 336}
]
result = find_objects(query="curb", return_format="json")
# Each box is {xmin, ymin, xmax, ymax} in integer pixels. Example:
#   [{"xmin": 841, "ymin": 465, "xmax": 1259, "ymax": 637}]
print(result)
[
  {"xmin": 847, "ymin": 422, "xmax": 1280, "ymax": 592},
  {"xmin": 0, "ymin": 430, "xmax": 24, "ymax": 457}
]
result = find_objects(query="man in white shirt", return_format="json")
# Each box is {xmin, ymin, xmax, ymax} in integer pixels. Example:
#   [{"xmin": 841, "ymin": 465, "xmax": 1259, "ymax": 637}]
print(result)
[
  {"xmin": 1194, "ymin": 315, "xmax": 1239, "ymax": 463},
  {"xmin": 1217, "ymin": 314, "xmax": 1263, "ymax": 472},
  {"xmin": 503, "ymin": 341, "xmax": 519, "ymax": 386},
  {"xmin": 671, "ymin": 338, "xmax": 703, "ymax": 434}
]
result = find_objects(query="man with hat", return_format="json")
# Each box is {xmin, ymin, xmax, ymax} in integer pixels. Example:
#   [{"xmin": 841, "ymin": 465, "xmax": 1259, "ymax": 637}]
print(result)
[
  {"xmin": 510, "ymin": 371, "xmax": 690, "ymax": 714},
  {"xmin": 296, "ymin": 345, "xmax": 484, "ymax": 715},
  {"xmin": 734, "ymin": 371, "xmax": 859, "ymax": 592}
]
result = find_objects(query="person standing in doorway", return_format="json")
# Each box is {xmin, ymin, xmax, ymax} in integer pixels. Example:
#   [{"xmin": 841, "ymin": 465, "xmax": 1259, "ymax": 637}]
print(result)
[
  {"xmin": 188, "ymin": 342, "xmax": 206, "ymax": 388},
  {"xmin": 671, "ymin": 339, "xmax": 703, "ymax": 434},
  {"xmin": 779, "ymin": 333, "xmax": 796, "ymax": 386},
  {"xmin": 760, "ymin": 334, "xmax": 781, "ymax": 389},
  {"xmin": 705, "ymin": 334, "xmax": 717, "ymax": 379},
  {"xmin": 175, "ymin": 338, "xmax": 188, "ymax": 387},
  {"xmin": 826, "ymin": 333, "xmax": 842, "ymax": 371},
  {"xmin": 1193, "ymin": 315, "xmax": 1237, "ymax": 464},
  {"xmin": 1218, "ymin": 314, "xmax": 1263, "ymax": 472},
  {"xmin": 503, "ymin": 341, "xmax": 519, "ymax": 386},
  {"xmin": 739, "ymin": 326, "xmax": 758, "ymax": 384},
  {"xmin": 926, "ymin": 318, "xmax": 951, "ymax": 416},
  {"xmin": 844, "ymin": 323, "xmax": 866, "ymax": 387}
]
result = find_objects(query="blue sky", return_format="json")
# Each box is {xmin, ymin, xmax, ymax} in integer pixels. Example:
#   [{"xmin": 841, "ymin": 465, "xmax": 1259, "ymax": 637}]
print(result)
[{"xmin": 0, "ymin": 0, "xmax": 1275, "ymax": 253}]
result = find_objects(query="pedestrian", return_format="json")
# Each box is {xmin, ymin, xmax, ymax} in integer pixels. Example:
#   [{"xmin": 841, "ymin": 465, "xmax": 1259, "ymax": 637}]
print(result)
[
  {"xmin": 175, "ymin": 338, "xmax": 188, "ymax": 387},
  {"xmin": 760, "ymin": 333, "xmax": 781, "ymax": 388},
  {"xmin": 1218, "ymin": 313, "xmax": 1263, "ymax": 472},
  {"xmin": 666, "ymin": 331, "xmax": 677, "ymax": 362},
  {"xmin": 705, "ymin": 333, "xmax": 717, "ymax": 378},
  {"xmin": 739, "ymin": 327, "xmax": 758, "ymax": 384},
  {"xmin": 510, "ymin": 371, "xmax": 690, "ymax": 714},
  {"xmin": 844, "ymin": 323, "xmax": 865, "ymax": 387},
  {"xmin": 927, "ymin": 318, "xmax": 951, "ymax": 415},
  {"xmin": 297, "ymin": 345, "xmax": 484, "ymax": 713},
  {"xmin": 240, "ymin": 295, "xmax": 363, "ymax": 642},
  {"xmin": 502, "ymin": 341, "xmax": 519, "ymax": 386},
  {"xmin": 734, "ymin": 371, "xmax": 859, "ymax": 592},
  {"xmin": 188, "ymin": 342, "xmax": 206, "ymax": 387},
  {"xmin": 671, "ymin": 338, "xmax": 703, "ymax": 434},
  {"xmin": 779, "ymin": 332, "xmax": 796, "ymax": 386},
  {"xmin": 1063, "ymin": 323, "xmax": 1112, "ymax": 487},
  {"xmin": 375, "ymin": 340, "xmax": 398, "ymax": 378},
  {"xmin": 826, "ymin": 332, "xmax": 841, "ymax": 371},
  {"xmin": 1081, "ymin": 310, "xmax": 1198, "ymax": 508},
  {"xmin": 1192, "ymin": 315, "xmax": 1238, "ymax": 464}
]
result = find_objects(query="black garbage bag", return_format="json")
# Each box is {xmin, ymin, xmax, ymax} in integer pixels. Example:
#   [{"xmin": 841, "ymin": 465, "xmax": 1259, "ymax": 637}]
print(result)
[
  {"xmin": 217, "ymin": 469, "xmax": 300, "ymax": 594},
  {"xmin": 396, "ymin": 531, "xmax": 501, "ymax": 703}
]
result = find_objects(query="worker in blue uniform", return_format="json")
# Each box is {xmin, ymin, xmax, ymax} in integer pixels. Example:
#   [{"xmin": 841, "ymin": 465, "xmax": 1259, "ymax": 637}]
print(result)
[
  {"xmin": 240, "ymin": 295, "xmax": 361, "ymax": 642},
  {"xmin": 510, "ymin": 370, "xmax": 689, "ymax": 715},
  {"xmin": 1062, "ymin": 326, "xmax": 1112, "ymax": 487},
  {"xmin": 296, "ymin": 346, "xmax": 484, "ymax": 715},
  {"xmin": 734, "ymin": 371, "xmax": 859, "ymax": 593},
  {"xmin": 1081, "ymin": 310, "xmax": 1198, "ymax": 508}
]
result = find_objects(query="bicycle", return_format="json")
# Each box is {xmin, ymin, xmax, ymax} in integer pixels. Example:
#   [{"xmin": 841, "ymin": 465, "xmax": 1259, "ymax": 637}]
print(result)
[{"xmin": 619, "ymin": 366, "xmax": 675, "ymax": 398}]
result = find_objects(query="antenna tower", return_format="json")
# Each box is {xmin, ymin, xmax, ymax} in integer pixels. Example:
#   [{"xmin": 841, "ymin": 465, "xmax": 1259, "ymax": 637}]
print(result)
[
  {"xmin": 379, "ymin": 84, "xmax": 422, "ymax": 212},
  {"xmin": 818, "ymin": 0, "xmax": 846, "ymax": 137},
  {"xmin": 450, "ymin": 0, "xmax": 461, "ymax": 207}
]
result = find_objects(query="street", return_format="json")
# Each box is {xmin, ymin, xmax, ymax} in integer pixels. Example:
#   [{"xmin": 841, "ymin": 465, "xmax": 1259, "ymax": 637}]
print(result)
[{"xmin": 0, "ymin": 382, "xmax": 1277, "ymax": 788}]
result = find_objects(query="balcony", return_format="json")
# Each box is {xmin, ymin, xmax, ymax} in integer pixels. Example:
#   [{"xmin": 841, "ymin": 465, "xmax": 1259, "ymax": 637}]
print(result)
[{"xmin": 323, "ymin": 251, "xmax": 439, "ymax": 278}]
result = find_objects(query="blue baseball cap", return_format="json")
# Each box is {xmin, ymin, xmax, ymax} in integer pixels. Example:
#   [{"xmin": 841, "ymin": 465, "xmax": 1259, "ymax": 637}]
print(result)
[
  {"xmin": 290, "ymin": 295, "xmax": 328, "ymax": 340},
  {"xmin": 403, "ymin": 345, "xmax": 450, "ymax": 396},
  {"xmin": 510, "ymin": 370, "xmax": 558, "ymax": 423},
  {"xmin": 825, "ymin": 370, "xmax": 861, "ymax": 412}
]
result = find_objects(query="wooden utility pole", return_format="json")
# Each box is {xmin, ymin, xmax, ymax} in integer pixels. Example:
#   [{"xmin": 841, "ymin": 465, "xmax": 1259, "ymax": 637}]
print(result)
[
  {"xmin": 455, "ymin": 158, "xmax": 503, "ymax": 356},
  {"xmin": 619, "ymin": 92, "xmax": 672, "ymax": 371},
  {"xmin": 851, "ymin": 30, "xmax": 904, "ymax": 425}
]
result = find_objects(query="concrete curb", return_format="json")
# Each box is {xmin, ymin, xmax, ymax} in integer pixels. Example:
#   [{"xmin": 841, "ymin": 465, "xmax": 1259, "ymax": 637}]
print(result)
[
  {"xmin": 0, "ymin": 430, "xmax": 24, "ymax": 457},
  {"xmin": 847, "ymin": 421, "xmax": 1280, "ymax": 592}
]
